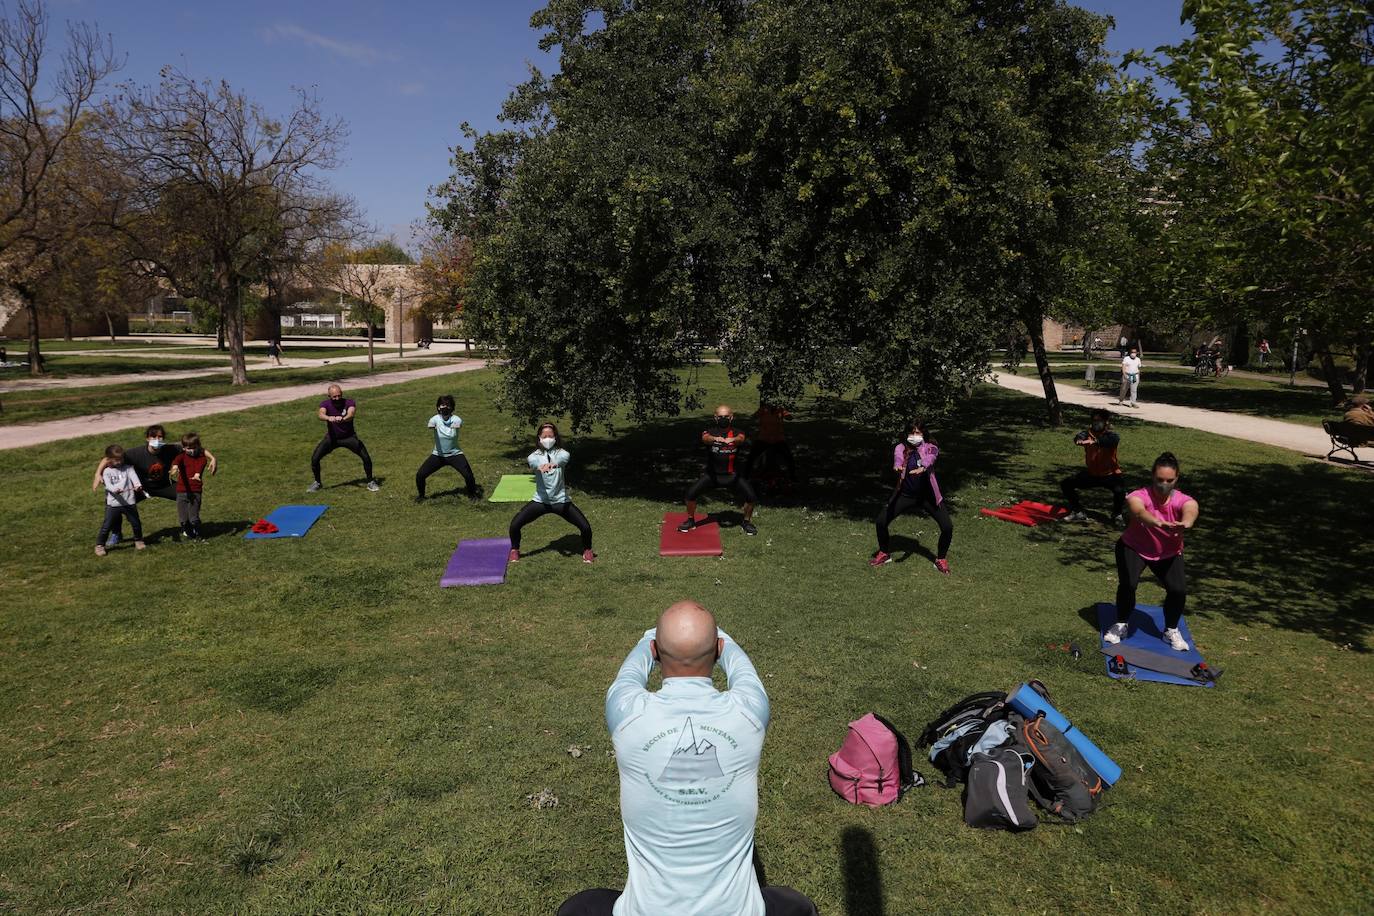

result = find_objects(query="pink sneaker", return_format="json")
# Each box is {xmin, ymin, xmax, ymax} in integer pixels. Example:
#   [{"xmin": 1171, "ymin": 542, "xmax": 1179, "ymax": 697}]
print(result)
[
  {"xmin": 94, "ymin": 545, "xmax": 107, "ymax": 557},
  {"xmin": 508, "ymin": 549, "xmax": 520, "ymax": 563},
  {"xmin": 869, "ymin": 551, "xmax": 892, "ymax": 567},
  {"xmin": 934, "ymin": 558, "xmax": 950, "ymax": 575},
  {"xmin": 582, "ymin": 549, "xmax": 596, "ymax": 564}
]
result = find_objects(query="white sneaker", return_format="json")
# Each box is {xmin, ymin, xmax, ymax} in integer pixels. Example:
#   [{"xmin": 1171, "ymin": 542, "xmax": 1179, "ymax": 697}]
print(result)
[
  {"xmin": 1112, "ymin": 514, "xmax": 1125, "ymax": 527},
  {"xmin": 1103, "ymin": 622, "xmax": 1128, "ymax": 644},
  {"xmin": 367, "ymin": 480, "xmax": 381, "ymax": 492},
  {"xmin": 1163, "ymin": 627, "xmax": 1190, "ymax": 652},
  {"xmin": 1063, "ymin": 511, "xmax": 1088, "ymax": 522}
]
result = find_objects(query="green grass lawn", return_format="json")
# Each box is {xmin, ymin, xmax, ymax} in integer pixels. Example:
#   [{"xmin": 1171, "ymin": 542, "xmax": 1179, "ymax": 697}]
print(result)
[
  {"xmin": 1052, "ymin": 365, "xmax": 1340, "ymax": 427},
  {"xmin": 0, "ymin": 354, "xmax": 234, "ymax": 380},
  {"xmin": 0, "ymin": 359, "xmax": 470, "ymax": 426},
  {"xmin": 1, "ymin": 366, "xmax": 1371, "ymax": 913}
]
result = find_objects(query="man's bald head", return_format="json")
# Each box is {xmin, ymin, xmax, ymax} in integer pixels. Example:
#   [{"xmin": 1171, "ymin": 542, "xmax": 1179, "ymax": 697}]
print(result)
[{"xmin": 653, "ymin": 601, "xmax": 721, "ymax": 676}]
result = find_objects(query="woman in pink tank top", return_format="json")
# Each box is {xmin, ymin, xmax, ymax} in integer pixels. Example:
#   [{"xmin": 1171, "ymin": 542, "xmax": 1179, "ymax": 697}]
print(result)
[{"xmin": 1104, "ymin": 452, "xmax": 1200, "ymax": 652}]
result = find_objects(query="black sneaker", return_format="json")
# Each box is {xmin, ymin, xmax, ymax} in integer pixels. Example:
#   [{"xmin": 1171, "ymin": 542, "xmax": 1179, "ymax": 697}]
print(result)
[
  {"xmin": 741, "ymin": 520, "xmax": 758, "ymax": 536},
  {"xmin": 677, "ymin": 517, "xmax": 696, "ymax": 533},
  {"xmin": 415, "ymin": 494, "xmax": 427, "ymax": 503}
]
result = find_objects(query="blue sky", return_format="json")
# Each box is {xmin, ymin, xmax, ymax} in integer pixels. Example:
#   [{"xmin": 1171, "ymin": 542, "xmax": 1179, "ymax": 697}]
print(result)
[{"xmin": 57, "ymin": 0, "xmax": 1191, "ymax": 247}]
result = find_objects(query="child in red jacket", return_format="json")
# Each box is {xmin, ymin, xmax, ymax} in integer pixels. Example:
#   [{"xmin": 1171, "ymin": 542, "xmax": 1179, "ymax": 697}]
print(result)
[{"xmin": 170, "ymin": 432, "xmax": 213, "ymax": 540}]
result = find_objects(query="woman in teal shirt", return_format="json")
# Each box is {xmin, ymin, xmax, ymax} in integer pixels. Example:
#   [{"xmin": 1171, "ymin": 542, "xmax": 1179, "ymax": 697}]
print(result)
[
  {"xmin": 415, "ymin": 394, "xmax": 480, "ymax": 500},
  {"xmin": 508, "ymin": 423, "xmax": 595, "ymax": 564}
]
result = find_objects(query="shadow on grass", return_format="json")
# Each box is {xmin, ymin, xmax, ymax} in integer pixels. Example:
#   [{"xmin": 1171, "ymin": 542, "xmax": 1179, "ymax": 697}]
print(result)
[
  {"xmin": 841, "ymin": 826, "xmax": 885, "ymax": 916},
  {"xmin": 550, "ymin": 392, "xmax": 1031, "ymax": 524},
  {"xmin": 519, "ymin": 532, "xmax": 586, "ymax": 559},
  {"xmin": 1047, "ymin": 459, "xmax": 1374, "ymax": 651}
]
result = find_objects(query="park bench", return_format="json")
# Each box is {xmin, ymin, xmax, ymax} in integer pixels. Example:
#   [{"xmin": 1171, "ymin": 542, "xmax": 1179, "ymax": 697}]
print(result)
[{"xmin": 1322, "ymin": 419, "xmax": 1374, "ymax": 464}]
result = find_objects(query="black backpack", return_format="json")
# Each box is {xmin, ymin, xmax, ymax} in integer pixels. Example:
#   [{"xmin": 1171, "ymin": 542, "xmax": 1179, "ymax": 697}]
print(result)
[
  {"xmin": 963, "ymin": 747, "xmax": 1038, "ymax": 832},
  {"xmin": 1016, "ymin": 713, "xmax": 1106, "ymax": 823},
  {"xmin": 916, "ymin": 691, "xmax": 1008, "ymax": 787}
]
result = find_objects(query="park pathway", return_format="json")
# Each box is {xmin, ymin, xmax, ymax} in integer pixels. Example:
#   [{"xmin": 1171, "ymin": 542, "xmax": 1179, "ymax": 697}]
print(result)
[
  {"xmin": 0, "ymin": 360, "xmax": 484, "ymax": 449},
  {"xmin": 991, "ymin": 371, "xmax": 1334, "ymax": 457}
]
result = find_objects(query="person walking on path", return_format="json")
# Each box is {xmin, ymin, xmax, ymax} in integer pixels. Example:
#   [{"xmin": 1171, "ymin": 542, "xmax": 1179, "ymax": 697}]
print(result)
[
  {"xmin": 1119, "ymin": 347, "xmax": 1141, "ymax": 408},
  {"xmin": 308, "ymin": 383, "xmax": 380, "ymax": 492}
]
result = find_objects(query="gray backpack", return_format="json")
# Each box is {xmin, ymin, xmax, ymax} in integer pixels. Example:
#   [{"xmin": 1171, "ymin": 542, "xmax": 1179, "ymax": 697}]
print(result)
[{"xmin": 963, "ymin": 746, "xmax": 1038, "ymax": 832}]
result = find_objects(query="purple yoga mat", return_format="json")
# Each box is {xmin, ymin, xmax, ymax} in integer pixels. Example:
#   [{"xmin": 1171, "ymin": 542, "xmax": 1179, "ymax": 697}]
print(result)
[{"xmin": 440, "ymin": 537, "xmax": 511, "ymax": 587}]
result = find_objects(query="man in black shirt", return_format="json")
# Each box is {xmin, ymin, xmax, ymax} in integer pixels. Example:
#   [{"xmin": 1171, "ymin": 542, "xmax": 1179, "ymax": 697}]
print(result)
[
  {"xmin": 678, "ymin": 405, "xmax": 758, "ymax": 536},
  {"xmin": 93, "ymin": 424, "xmax": 218, "ymax": 542}
]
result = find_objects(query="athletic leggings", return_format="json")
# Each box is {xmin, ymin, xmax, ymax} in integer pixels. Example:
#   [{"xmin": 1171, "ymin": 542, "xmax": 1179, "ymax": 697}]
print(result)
[
  {"xmin": 1060, "ymin": 470, "xmax": 1125, "ymax": 516},
  {"xmin": 98, "ymin": 505, "xmax": 142, "ymax": 544},
  {"xmin": 1115, "ymin": 538, "xmax": 1187, "ymax": 629},
  {"xmin": 746, "ymin": 441, "xmax": 796, "ymax": 479},
  {"xmin": 508, "ymin": 500, "xmax": 592, "ymax": 551},
  {"xmin": 557, "ymin": 887, "xmax": 816, "ymax": 916},
  {"xmin": 875, "ymin": 493, "xmax": 953, "ymax": 559},
  {"xmin": 312, "ymin": 435, "xmax": 373, "ymax": 482},
  {"xmin": 685, "ymin": 472, "xmax": 758, "ymax": 504},
  {"xmin": 416, "ymin": 453, "xmax": 476, "ymax": 497}
]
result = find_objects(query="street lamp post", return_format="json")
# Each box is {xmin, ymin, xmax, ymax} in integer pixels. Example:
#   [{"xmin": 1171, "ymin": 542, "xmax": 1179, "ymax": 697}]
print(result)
[
  {"xmin": 1290, "ymin": 327, "xmax": 1301, "ymax": 388},
  {"xmin": 397, "ymin": 290, "xmax": 404, "ymax": 359}
]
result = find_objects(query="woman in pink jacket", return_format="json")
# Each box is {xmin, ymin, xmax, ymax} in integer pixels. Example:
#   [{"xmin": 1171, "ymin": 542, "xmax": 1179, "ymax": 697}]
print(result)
[{"xmin": 870, "ymin": 421, "xmax": 953, "ymax": 574}]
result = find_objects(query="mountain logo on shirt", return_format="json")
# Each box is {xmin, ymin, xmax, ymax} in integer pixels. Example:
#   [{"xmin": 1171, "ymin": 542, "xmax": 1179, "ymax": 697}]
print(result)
[{"xmin": 658, "ymin": 717, "xmax": 724, "ymax": 783}]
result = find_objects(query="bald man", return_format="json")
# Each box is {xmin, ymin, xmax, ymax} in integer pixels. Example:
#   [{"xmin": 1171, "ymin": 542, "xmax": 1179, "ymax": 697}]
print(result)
[
  {"xmin": 308, "ymin": 383, "xmax": 380, "ymax": 492},
  {"xmin": 679, "ymin": 404, "xmax": 759, "ymax": 536},
  {"xmin": 558, "ymin": 602, "xmax": 816, "ymax": 916}
]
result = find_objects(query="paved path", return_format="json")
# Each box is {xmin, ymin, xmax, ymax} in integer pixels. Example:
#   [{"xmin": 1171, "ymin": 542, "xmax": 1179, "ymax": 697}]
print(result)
[
  {"xmin": 991, "ymin": 371, "xmax": 1336, "ymax": 457},
  {"xmin": 0, "ymin": 360, "xmax": 485, "ymax": 449},
  {"xmin": 0, "ymin": 352, "xmax": 455, "ymax": 392}
]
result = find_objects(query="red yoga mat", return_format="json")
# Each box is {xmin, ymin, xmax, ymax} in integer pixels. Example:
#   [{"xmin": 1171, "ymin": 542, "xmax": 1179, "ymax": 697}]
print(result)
[
  {"xmin": 660, "ymin": 512, "xmax": 723, "ymax": 557},
  {"xmin": 979, "ymin": 500, "xmax": 1069, "ymax": 527}
]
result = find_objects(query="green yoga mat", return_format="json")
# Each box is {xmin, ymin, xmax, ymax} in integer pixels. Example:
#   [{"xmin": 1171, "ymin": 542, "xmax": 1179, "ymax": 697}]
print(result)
[{"xmin": 489, "ymin": 474, "xmax": 537, "ymax": 502}]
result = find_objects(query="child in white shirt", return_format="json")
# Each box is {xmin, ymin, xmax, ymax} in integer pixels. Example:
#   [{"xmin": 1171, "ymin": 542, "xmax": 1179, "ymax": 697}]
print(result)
[{"xmin": 94, "ymin": 444, "xmax": 146, "ymax": 556}]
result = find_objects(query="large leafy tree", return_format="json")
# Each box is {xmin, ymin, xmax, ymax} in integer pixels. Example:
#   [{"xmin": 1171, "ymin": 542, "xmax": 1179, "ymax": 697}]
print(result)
[
  {"xmin": 433, "ymin": 0, "xmax": 1125, "ymax": 431},
  {"xmin": 1132, "ymin": 0, "xmax": 1374, "ymax": 400}
]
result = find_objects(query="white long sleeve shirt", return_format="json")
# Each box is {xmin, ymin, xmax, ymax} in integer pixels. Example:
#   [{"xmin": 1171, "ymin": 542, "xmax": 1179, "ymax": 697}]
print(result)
[
  {"xmin": 101, "ymin": 465, "xmax": 142, "ymax": 507},
  {"xmin": 605, "ymin": 629, "xmax": 770, "ymax": 916}
]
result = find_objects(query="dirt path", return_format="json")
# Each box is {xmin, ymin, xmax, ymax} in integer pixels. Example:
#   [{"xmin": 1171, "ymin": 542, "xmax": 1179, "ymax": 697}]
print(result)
[{"xmin": 0, "ymin": 361, "xmax": 485, "ymax": 449}]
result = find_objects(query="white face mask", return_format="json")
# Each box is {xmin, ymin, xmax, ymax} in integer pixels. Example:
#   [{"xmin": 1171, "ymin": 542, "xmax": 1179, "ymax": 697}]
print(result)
[
  {"xmin": 907, "ymin": 435, "xmax": 923, "ymax": 446},
  {"xmin": 1154, "ymin": 480, "xmax": 1176, "ymax": 496},
  {"xmin": 539, "ymin": 437, "xmax": 556, "ymax": 451},
  {"xmin": 147, "ymin": 438, "xmax": 163, "ymax": 449}
]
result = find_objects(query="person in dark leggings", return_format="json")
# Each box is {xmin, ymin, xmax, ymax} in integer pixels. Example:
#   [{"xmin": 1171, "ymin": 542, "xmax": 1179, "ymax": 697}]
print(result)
[
  {"xmin": 508, "ymin": 423, "xmax": 595, "ymax": 564},
  {"xmin": 870, "ymin": 421, "xmax": 954, "ymax": 574},
  {"xmin": 679, "ymin": 404, "xmax": 758, "ymax": 536},
  {"xmin": 744, "ymin": 403, "xmax": 796, "ymax": 483},
  {"xmin": 558, "ymin": 886, "xmax": 816, "ymax": 916},
  {"xmin": 415, "ymin": 394, "xmax": 479, "ymax": 500},
  {"xmin": 1060, "ymin": 408, "xmax": 1126, "ymax": 524},
  {"xmin": 1105, "ymin": 452, "xmax": 1200, "ymax": 652},
  {"xmin": 308, "ymin": 383, "xmax": 379, "ymax": 492}
]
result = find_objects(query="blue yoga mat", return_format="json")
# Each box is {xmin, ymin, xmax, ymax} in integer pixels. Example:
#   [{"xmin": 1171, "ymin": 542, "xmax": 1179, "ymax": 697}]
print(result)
[
  {"xmin": 1094, "ymin": 602, "xmax": 1214, "ymax": 688},
  {"xmin": 244, "ymin": 505, "xmax": 329, "ymax": 539}
]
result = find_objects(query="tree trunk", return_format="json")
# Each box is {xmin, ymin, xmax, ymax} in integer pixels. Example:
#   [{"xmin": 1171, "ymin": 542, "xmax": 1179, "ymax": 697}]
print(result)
[
  {"xmin": 223, "ymin": 284, "xmax": 248, "ymax": 385},
  {"xmin": 1313, "ymin": 338, "xmax": 1346, "ymax": 405},
  {"xmin": 1028, "ymin": 317, "xmax": 1062, "ymax": 426},
  {"xmin": 1354, "ymin": 338, "xmax": 1370, "ymax": 395},
  {"xmin": 366, "ymin": 323, "xmax": 375, "ymax": 371},
  {"xmin": 23, "ymin": 292, "xmax": 44, "ymax": 377},
  {"xmin": 216, "ymin": 303, "xmax": 226, "ymax": 351},
  {"xmin": 105, "ymin": 312, "xmax": 116, "ymax": 342},
  {"xmin": 62, "ymin": 311, "xmax": 73, "ymax": 340}
]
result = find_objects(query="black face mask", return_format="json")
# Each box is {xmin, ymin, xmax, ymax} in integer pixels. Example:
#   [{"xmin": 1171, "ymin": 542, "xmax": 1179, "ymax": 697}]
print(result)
[
  {"xmin": 438, "ymin": 408, "xmax": 452, "ymax": 417},
  {"xmin": 714, "ymin": 416, "xmax": 731, "ymax": 428}
]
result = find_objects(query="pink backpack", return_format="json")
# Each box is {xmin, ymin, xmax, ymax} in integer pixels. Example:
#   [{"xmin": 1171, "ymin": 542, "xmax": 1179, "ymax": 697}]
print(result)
[{"xmin": 828, "ymin": 713, "xmax": 917, "ymax": 807}]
